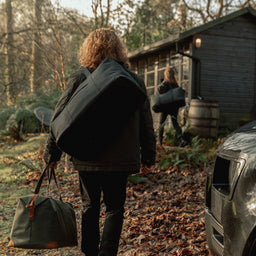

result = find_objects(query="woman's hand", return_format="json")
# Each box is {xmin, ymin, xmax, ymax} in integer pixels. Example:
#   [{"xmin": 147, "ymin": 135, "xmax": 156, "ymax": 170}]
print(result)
[
  {"xmin": 140, "ymin": 164, "xmax": 153, "ymax": 175},
  {"xmin": 49, "ymin": 161, "xmax": 58, "ymax": 169},
  {"xmin": 43, "ymin": 159, "xmax": 58, "ymax": 169},
  {"xmin": 43, "ymin": 161, "xmax": 58, "ymax": 169}
]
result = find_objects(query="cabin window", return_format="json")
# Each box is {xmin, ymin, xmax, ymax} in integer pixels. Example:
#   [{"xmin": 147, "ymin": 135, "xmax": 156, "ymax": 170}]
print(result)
[
  {"xmin": 159, "ymin": 52, "xmax": 168, "ymax": 68},
  {"xmin": 147, "ymin": 56, "xmax": 156, "ymax": 71},
  {"xmin": 170, "ymin": 54, "xmax": 180, "ymax": 67},
  {"xmin": 147, "ymin": 72, "xmax": 154, "ymax": 87},
  {"xmin": 158, "ymin": 69, "xmax": 165, "ymax": 84},
  {"xmin": 180, "ymin": 54, "xmax": 190, "ymax": 95},
  {"xmin": 138, "ymin": 59, "xmax": 146, "ymax": 80},
  {"xmin": 158, "ymin": 52, "xmax": 169, "ymax": 84},
  {"xmin": 129, "ymin": 49, "xmax": 190, "ymax": 97},
  {"xmin": 146, "ymin": 56, "xmax": 157, "ymax": 93},
  {"xmin": 169, "ymin": 52, "xmax": 189, "ymax": 96}
]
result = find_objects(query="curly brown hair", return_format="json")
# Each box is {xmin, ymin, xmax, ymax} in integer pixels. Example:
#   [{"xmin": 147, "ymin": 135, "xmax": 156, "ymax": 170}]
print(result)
[{"xmin": 79, "ymin": 28, "xmax": 129, "ymax": 70}]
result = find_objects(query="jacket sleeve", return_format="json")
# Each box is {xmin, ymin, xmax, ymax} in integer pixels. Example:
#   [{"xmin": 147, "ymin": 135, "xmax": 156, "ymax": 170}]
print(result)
[
  {"xmin": 158, "ymin": 81, "xmax": 171, "ymax": 94},
  {"xmin": 43, "ymin": 69, "xmax": 87, "ymax": 163},
  {"xmin": 158, "ymin": 83, "xmax": 165, "ymax": 94},
  {"xmin": 136, "ymin": 77, "xmax": 156, "ymax": 166}
]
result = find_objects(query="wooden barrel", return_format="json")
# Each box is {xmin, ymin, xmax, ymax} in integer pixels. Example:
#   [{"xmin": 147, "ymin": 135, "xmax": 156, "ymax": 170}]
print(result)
[{"xmin": 188, "ymin": 99, "xmax": 220, "ymax": 138}]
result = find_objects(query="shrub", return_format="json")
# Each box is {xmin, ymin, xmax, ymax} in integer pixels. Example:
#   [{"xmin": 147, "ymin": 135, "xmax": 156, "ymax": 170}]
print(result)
[
  {"xmin": 5, "ymin": 108, "xmax": 39, "ymax": 140},
  {"xmin": 0, "ymin": 107, "xmax": 16, "ymax": 130},
  {"xmin": 1, "ymin": 89, "xmax": 61, "ymax": 139},
  {"xmin": 17, "ymin": 89, "xmax": 61, "ymax": 111}
]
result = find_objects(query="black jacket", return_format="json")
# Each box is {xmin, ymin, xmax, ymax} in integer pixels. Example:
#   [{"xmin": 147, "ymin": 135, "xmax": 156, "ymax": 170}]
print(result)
[
  {"xmin": 157, "ymin": 81, "xmax": 180, "ymax": 115},
  {"xmin": 158, "ymin": 81, "xmax": 178, "ymax": 94},
  {"xmin": 43, "ymin": 67, "xmax": 156, "ymax": 173}
]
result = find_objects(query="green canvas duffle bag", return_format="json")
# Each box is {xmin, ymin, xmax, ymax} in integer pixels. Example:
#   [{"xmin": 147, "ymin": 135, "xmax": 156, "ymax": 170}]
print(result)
[{"xmin": 8, "ymin": 165, "xmax": 78, "ymax": 249}]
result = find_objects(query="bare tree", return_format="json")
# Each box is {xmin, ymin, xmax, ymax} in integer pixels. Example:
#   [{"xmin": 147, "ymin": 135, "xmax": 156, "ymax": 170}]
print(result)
[
  {"xmin": 5, "ymin": 0, "xmax": 17, "ymax": 105},
  {"xmin": 168, "ymin": 3, "xmax": 193, "ymax": 33},
  {"xmin": 0, "ymin": 0, "xmax": 94, "ymax": 105},
  {"xmin": 30, "ymin": 0, "xmax": 43, "ymax": 93},
  {"xmin": 41, "ymin": 9, "xmax": 67, "ymax": 91},
  {"xmin": 181, "ymin": 0, "xmax": 256, "ymax": 25},
  {"xmin": 39, "ymin": 3, "xmax": 89, "ymax": 91},
  {"xmin": 105, "ymin": 0, "xmax": 112, "ymax": 26},
  {"xmin": 91, "ymin": 0, "xmax": 112, "ymax": 28}
]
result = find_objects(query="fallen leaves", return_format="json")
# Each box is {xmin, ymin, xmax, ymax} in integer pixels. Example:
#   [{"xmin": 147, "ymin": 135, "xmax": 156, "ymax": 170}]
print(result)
[
  {"xmin": 0, "ymin": 135, "xmax": 213, "ymax": 255},
  {"xmin": 119, "ymin": 166, "xmax": 211, "ymax": 255}
]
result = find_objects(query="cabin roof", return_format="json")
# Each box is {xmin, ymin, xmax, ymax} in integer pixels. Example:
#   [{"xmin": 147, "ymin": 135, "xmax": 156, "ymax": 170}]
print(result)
[{"xmin": 128, "ymin": 6, "xmax": 256, "ymax": 60}]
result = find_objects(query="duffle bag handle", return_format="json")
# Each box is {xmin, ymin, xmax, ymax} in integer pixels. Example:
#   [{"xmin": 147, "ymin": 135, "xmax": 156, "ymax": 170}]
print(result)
[
  {"xmin": 34, "ymin": 164, "xmax": 61, "ymax": 197},
  {"xmin": 26, "ymin": 164, "xmax": 61, "ymax": 221}
]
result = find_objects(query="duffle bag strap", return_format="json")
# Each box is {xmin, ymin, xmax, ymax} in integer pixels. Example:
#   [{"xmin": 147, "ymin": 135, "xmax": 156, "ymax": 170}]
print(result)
[
  {"xmin": 47, "ymin": 167, "xmax": 62, "ymax": 201},
  {"xmin": 26, "ymin": 165, "xmax": 62, "ymax": 221},
  {"xmin": 34, "ymin": 164, "xmax": 50, "ymax": 194},
  {"xmin": 25, "ymin": 164, "xmax": 50, "ymax": 221},
  {"xmin": 81, "ymin": 66, "xmax": 91, "ymax": 77},
  {"xmin": 27, "ymin": 165, "xmax": 62, "ymax": 220},
  {"xmin": 34, "ymin": 164, "xmax": 61, "ymax": 197}
]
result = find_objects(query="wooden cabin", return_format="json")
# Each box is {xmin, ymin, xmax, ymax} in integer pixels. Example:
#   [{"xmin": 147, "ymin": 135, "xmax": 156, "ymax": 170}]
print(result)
[{"xmin": 128, "ymin": 6, "xmax": 256, "ymax": 132}]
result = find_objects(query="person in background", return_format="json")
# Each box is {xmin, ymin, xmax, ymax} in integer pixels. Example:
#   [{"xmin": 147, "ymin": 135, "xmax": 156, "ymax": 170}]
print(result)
[
  {"xmin": 158, "ymin": 66, "xmax": 186, "ymax": 146},
  {"xmin": 43, "ymin": 28, "xmax": 156, "ymax": 256}
]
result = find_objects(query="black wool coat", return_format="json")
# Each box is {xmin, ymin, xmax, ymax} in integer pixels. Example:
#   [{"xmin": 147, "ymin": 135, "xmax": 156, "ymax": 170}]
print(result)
[
  {"xmin": 157, "ymin": 81, "xmax": 180, "ymax": 115},
  {"xmin": 43, "ymin": 66, "xmax": 156, "ymax": 173}
]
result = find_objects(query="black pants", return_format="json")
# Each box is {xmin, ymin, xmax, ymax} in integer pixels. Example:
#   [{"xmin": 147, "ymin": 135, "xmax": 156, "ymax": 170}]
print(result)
[
  {"xmin": 159, "ymin": 110, "xmax": 182, "ymax": 144},
  {"xmin": 78, "ymin": 171, "xmax": 128, "ymax": 256}
]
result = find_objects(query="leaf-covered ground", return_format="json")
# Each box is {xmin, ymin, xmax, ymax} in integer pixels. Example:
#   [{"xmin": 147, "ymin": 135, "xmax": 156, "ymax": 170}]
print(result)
[{"xmin": 0, "ymin": 135, "xmax": 213, "ymax": 256}]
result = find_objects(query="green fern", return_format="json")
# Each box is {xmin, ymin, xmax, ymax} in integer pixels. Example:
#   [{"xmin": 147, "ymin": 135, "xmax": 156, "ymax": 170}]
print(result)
[{"xmin": 159, "ymin": 136, "xmax": 216, "ymax": 170}]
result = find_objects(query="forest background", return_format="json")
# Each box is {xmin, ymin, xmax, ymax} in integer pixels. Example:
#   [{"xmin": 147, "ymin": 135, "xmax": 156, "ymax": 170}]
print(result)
[
  {"xmin": 1, "ymin": 1, "xmax": 256, "ymax": 254},
  {"xmin": 0, "ymin": 0, "xmax": 256, "ymax": 137}
]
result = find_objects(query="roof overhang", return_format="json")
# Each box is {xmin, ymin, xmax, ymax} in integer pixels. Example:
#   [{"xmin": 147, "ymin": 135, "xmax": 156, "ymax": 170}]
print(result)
[
  {"xmin": 128, "ymin": 6, "xmax": 256, "ymax": 60},
  {"xmin": 128, "ymin": 34, "xmax": 179, "ymax": 60}
]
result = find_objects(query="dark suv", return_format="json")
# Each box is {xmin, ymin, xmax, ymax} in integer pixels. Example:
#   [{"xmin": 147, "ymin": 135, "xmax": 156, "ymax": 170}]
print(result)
[{"xmin": 205, "ymin": 121, "xmax": 256, "ymax": 256}]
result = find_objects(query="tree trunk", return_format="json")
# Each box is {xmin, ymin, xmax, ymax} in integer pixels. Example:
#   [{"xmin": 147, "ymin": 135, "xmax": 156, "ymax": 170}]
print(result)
[
  {"xmin": 5, "ymin": 0, "xmax": 17, "ymax": 105},
  {"xmin": 92, "ymin": 0, "xmax": 112, "ymax": 28},
  {"xmin": 105, "ymin": 0, "xmax": 111, "ymax": 27},
  {"xmin": 30, "ymin": 0, "xmax": 43, "ymax": 93}
]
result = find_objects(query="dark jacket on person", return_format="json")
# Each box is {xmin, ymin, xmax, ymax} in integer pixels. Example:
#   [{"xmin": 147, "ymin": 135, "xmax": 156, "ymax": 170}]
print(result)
[
  {"xmin": 157, "ymin": 81, "xmax": 180, "ymax": 115},
  {"xmin": 158, "ymin": 81, "xmax": 178, "ymax": 94},
  {"xmin": 43, "ymin": 66, "xmax": 156, "ymax": 173}
]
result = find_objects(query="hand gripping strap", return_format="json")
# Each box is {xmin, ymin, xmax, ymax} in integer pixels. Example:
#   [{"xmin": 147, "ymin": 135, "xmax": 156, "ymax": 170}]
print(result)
[{"xmin": 34, "ymin": 165, "xmax": 60, "ymax": 194}]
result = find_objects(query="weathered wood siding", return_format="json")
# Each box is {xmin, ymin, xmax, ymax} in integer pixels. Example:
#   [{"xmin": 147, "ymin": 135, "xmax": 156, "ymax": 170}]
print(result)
[
  {"xmin": 130, "ymin": 50, "xmax": 190, "ymax": 130},
  {"xmin": 193, "ymin": 15, "xmax": 256, "ymax": 123}
]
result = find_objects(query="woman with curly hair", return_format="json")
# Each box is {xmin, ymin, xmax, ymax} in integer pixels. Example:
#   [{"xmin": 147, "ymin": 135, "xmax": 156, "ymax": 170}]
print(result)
[{"xmin": 43, "ymin": 28, "xmax": 156, "ymax": 256}]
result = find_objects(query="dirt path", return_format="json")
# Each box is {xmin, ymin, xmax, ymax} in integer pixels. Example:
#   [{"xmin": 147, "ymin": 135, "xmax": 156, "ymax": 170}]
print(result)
[{"xmin": 0, "ymin": 136, "xmax": 211, "ymax": 255}]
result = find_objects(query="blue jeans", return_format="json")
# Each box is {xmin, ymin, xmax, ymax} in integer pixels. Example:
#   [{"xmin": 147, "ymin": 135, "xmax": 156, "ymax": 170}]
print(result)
[{"xmin": 78, "ymin": 171, "xmax": 128, "ymax": 256}]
